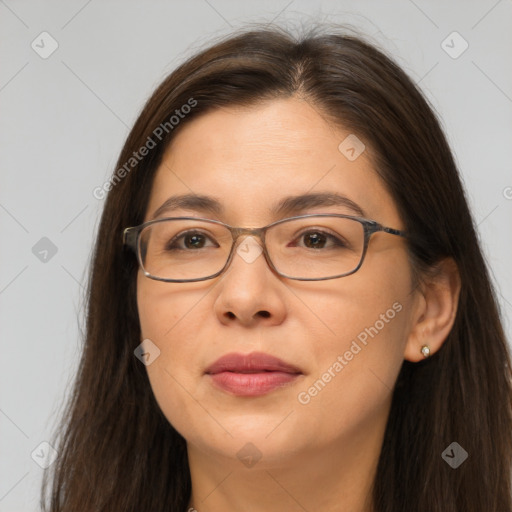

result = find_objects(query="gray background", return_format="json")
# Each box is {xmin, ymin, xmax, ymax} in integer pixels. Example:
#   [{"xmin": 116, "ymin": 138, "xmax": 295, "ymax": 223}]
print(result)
[{"xmin": 1, "ymin": 1, "xmax": 511, "ymax": 509}]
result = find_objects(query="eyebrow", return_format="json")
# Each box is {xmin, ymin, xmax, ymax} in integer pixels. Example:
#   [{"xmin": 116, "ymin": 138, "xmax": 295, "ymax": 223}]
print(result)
[{"xmin": 150, "ymin": 192, "xmax": 367, "ymax": 220}]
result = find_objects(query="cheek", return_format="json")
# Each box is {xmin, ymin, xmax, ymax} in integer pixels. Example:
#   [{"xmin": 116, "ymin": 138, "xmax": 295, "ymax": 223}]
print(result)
[
  {"xmin": 302, "ymin": 253, "xmax": 411, "ymax": 364},
  {"xmin": 303, "ymin": 292, "xmax": 407, "ymax": 372},
  {"xmin": 292, "ymin": 303, "xmax": 409, "ymax": 448},
  {"xmin": 137, "ymin": 274, "xmax": 216, "ymax": 439},
  {"xmin": 137, "ymin": 270, "xmax": 207, "ymax": 344},
  {"xmin": 294, "ymin": 257, "xmax": 411, "ymax": 423}
]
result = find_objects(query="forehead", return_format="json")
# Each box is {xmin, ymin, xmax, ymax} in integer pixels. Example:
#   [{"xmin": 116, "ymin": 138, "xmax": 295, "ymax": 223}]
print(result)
[{"xmin": 144, "ymin": 98, "xmax": 400, "ymax": 227}]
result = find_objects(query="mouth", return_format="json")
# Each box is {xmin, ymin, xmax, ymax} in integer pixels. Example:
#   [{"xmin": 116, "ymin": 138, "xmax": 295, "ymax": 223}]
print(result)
[{"xmin": 205, "ymin": 352, "xmax": 303, "ymax": 397}]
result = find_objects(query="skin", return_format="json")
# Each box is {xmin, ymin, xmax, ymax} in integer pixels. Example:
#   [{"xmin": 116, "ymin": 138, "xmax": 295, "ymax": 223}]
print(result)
[{"xmin": 136, "ymin": 97, "xmax": 461, "ymax": 512}]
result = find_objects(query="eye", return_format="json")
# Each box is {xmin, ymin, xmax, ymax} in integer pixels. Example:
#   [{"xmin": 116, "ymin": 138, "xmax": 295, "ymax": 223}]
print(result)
[
  {"xmin": 293, "ymin": 229, "xmax": 349, "ymax": 250},
  {"xmin": 165, "ymin": 230, "xmax": 219, "ymax": 251}
]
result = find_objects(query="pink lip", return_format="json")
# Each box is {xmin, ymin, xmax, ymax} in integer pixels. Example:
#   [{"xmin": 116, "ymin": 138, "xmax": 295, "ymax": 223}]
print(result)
[{"xmin": 205, "ymin": 352, "xmax": 303, "ymax": 397}]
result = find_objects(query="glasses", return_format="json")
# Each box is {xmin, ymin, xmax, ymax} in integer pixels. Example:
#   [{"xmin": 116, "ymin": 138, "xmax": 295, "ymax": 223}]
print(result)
[{"xmin": 123, "ymin": 214, "xmax": 407, "ymax": 282}]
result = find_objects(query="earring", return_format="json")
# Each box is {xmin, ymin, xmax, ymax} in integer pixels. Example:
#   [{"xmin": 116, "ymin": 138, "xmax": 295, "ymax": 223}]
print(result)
[{"xmin": 420, "ymin": 345, "xmax": 431, "ymax": 358}]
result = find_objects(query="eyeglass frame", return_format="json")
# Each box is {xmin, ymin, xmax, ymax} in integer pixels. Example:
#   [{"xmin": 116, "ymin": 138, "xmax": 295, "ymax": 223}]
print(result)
[{"xmin": 123, "ymin": 213, "xmax": 408, "ymax": 283}]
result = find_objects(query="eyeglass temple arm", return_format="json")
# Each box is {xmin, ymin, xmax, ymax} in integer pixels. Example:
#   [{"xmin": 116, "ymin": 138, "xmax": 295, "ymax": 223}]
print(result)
[
  {"xmin": 380, "ymin": 226, "xmax": 407, "ymax": 237},
  {"xmin": 123, "ymin": 227, "xmax": 138, "ymax": 250},
  {"xmin": 367, "ymin": 222, "xmax": 407, "ymax": 238}
]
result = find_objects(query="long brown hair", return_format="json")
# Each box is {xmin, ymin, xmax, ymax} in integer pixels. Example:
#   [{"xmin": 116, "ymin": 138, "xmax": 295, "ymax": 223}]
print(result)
[{"xmin": 41, "ymin": 24, "xmax": 512, "ymax": 511}]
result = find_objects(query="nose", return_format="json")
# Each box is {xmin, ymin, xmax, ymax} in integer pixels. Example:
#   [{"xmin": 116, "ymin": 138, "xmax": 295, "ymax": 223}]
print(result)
[{"xmin": 213, "ymin": 235, "xmax": 287, "ymax": 327}]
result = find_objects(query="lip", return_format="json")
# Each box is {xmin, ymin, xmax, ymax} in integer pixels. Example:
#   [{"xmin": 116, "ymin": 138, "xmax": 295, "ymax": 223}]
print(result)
[{"xmin": 205, "ymin": 352, "xmax": 303, "ymax": 397}]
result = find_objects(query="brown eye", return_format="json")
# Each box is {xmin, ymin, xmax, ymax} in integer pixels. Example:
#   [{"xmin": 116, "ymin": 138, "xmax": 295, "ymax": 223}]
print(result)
[
  {"xmin": 165, "ymin": 231, "xmax": 217, "ymax": 251},
  {"xmin": 293, "ymin": 230, "xmax": 349, "ymax": 250}
]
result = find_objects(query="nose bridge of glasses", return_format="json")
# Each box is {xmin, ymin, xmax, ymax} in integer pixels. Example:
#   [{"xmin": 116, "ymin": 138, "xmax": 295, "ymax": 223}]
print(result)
[{"xmin": 230, "ymin": 226, "xmax": 266, "ymax": 247}]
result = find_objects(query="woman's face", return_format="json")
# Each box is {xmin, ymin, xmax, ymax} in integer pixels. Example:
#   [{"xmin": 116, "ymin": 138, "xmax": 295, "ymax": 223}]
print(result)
[{"xmin": 137, "ymin": 97, "xmax": 417, "ymax": 469}]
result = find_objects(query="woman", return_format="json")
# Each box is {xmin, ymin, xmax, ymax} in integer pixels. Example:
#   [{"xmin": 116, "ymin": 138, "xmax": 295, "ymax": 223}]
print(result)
[{"xmin": 41, "ymin": 24, "xmax": 512, "ymax": 511}]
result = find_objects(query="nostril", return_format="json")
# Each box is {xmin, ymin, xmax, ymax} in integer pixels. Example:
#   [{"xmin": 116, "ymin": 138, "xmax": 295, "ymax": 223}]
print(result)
[{"xmin": 224, "ymin": 310, "xmax": 270, "ymax": 320}]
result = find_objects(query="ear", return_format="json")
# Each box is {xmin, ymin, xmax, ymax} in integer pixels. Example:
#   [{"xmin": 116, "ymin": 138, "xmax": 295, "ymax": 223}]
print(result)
[{"xmin": 404, "ymin": 257, "xmax": 461, "ymax": 362}]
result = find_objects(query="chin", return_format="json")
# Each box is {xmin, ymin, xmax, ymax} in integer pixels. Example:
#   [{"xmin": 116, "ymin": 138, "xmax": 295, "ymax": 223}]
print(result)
[{"xmin": 183, "ymin": 417, "xmax": 310, "ymax": 468}]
